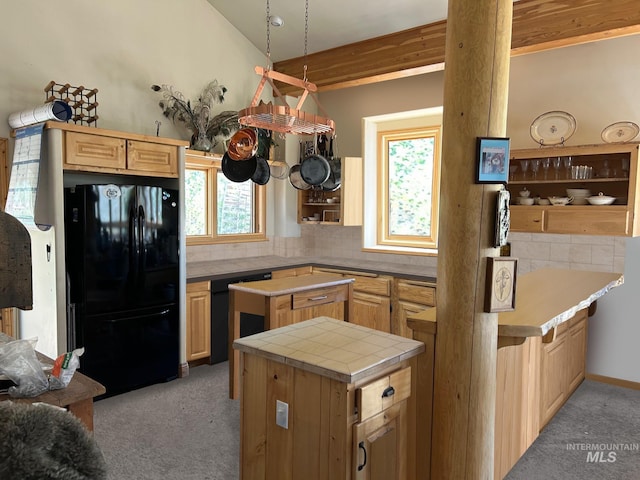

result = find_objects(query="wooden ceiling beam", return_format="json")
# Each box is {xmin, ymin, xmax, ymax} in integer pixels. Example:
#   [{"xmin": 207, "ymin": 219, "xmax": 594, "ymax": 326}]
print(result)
[{"xmin": 272, "ymin": 0, "xmax": 640, "ymax": 95}]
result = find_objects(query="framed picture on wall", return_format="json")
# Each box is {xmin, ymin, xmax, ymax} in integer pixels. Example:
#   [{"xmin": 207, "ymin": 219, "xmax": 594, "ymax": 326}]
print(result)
[
  {"xmin": 484, "ymin": 256, "xmax": 517, "ymax": 313},
  {"xmin": 477, "ymin": 137, "xmax": 510, "ymax": 184}
]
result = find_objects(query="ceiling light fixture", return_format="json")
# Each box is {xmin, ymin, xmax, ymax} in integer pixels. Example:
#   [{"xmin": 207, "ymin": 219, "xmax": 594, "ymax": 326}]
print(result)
[
  {"xmin": 269, "ymin": 15, "xmax": 284, "ymax": 27},
  {"xmin": 238, "ymin": 0, "xmax": 334, "ymax": 136}
]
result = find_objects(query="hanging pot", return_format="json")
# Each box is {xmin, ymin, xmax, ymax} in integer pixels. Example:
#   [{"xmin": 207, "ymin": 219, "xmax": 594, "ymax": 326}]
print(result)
[
  {"xmin": 251, "ymin": 156, "xmax": 271, "ymax": 185},
  {"xmin": 300, "ymin": 154, "xmax": 331, "ymax": 186},
  {"xmin": 269, "ymin": 161, "xmax": 290, "ymax": 180},
  {"xmin": 222, "ymin": 152, "xmax": 257, "ymax": 183},
  {"xmin": 227, "ymin": 128, "xmax": 258, "ymax": 161},
  {"xmin": 289, "ymin": 164, "xmax": 311, "ymax": 190}
]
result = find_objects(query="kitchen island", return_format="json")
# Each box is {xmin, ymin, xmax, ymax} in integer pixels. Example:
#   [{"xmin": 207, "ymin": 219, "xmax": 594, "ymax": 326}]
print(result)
[
  {"xmin": 406, "ymin": 268, "xmax": 623, "ymax": 480},
  {"xmin": 228, "ymin": 272, "xmax": 355, "ymax": 398},
  {"xmin": 233, "ymin": 316, "xmax": 425, "ymax": 480}
]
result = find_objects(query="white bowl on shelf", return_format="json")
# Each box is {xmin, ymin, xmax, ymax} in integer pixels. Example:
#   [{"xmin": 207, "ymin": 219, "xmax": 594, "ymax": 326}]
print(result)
[
  {"xmin": 587, "ymin": 194, "xmax": 616, "ymax": 205},
  {"xmin": 548, "ymin": 196, "xmax": 573, "ymax": 206},
  {"xmin": 518, "ymin": 197, "xmax": 534, "ymax": 205}
]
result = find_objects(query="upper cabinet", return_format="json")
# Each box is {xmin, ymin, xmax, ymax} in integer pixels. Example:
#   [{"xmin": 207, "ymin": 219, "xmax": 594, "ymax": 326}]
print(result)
[
  {"xmin": 49, "ymin": 123, "xmax": 187, "ymax": 178},
  {"xmin": 508, "ymin": 143, "xmax": 639, "ymax": 236},
  {"xmin": 297, "ymin": 156, "xmax": 363, "ymax": 226}
]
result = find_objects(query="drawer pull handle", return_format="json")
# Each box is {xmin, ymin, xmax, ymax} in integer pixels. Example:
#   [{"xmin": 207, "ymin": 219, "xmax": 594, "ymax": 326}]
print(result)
[
  {"xmin": 357, "ymin": 441, "xmax": 367, "ymax": 471},
  {"xmin": 309, "ymin": 295, "xmax": 328, "ymax": 301},
  {"xmin": 382, "ymin": 386, "xmax": 395, "ymax": 398}
]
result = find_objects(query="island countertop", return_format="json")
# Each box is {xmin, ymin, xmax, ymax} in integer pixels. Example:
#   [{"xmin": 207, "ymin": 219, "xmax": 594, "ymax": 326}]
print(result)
[
  {"xmin": 407, "ymin": 268, "xmax": 623, "ymax": 338},
  {"xmin": 233, "ymin": 316, "xmax": 425, "ymax": 384},
  {"xmin": 228, "ymin": 272, "xmax": 354, "ymax": 296}
]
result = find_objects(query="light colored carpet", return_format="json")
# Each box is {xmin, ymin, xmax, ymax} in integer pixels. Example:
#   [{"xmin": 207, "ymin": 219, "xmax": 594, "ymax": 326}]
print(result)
[
  {"xmin": 93, "ymin": 362, "xmax": 239, "ymax": 480},
  {"xmin": 93, "ymin": 363, "xmax": 639, "ymax": 479}
]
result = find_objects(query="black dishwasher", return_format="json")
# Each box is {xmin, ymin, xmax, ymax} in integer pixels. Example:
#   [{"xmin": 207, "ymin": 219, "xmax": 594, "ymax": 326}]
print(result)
[{"xmin": 209, "ymin": 271, "xmax": 272, "ymax": 364}]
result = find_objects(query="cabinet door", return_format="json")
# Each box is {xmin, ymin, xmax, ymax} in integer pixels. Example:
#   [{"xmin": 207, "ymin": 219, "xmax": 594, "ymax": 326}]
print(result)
[
  {"xmin": 396, "ymin": 300, "xmax": 432, "ymax": 338},
  {"xmin": 127, "ymin": 140, "xmax": 178, "ymax": 177},
  {"xmin": 186, "ymin": 281, "xmax": 211, "ymax": 362},
  {"xmin": 567, "ymin": 314, "xmax": 588, "ymax": 394},
  {"xmin": 353, "ymin": 402, "xmax": 406, "ymax": 480},
  {"xmin": 539, "ymin": 333, "xmax": 567, "ymax": 427},
  {"xmin": 64, "ymin": 131, "xmax": 126, "ymax": 172},
  {"xmin": 352, "ymin": 291, "xmax": 391, "ymax": 333}
]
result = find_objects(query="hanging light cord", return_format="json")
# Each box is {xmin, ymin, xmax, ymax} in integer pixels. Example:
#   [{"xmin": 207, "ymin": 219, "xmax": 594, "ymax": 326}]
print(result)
[
  {"xmin": 265, "ymin": 0, "xmax": 272, "ymax": 70},
  {"xmin": 303, "ymin": 0, "xmax": 309, "ymax": 82}
]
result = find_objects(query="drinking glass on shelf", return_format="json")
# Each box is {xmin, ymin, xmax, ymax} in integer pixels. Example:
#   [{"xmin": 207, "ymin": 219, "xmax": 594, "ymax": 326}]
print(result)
[
  {"xmin": 509, "ymin": 164, "xmax": 518, "ymax": 181},
  {"xmin": 531, "ymin": 159, "xmax": 541, "ymax": 179},
  {"xmin": 621, "ymin": 157, "xmax": 630, "ymax": 178},
  {"xmin": 552, "ymin": 156, "xmax": 562, "ymax": 179},
  {"xmin": 520, "ymin": 160, "xmax": 530, "ymax": 179},
  {"xmin": 541, "ymin": 158, "xmax": 551, "ymax": 179},
  {"xmin": 563, "ymin": 156, "xmax": 573, "ymax": 179}
]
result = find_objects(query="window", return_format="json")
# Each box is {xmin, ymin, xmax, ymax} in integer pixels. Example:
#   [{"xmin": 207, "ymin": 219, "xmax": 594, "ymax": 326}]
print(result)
[
  {"xmin": 363, "ymin": 108, "xmax": 442, "ymax": 255},
  {"xmin": 185, "ymin": 154, "xmax": 266, "ymax": 245}
]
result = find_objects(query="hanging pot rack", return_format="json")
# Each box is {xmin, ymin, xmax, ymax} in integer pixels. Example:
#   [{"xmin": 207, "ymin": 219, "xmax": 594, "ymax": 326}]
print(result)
[
  {"xmin": 238, "ymin": 66, "xmax": 334, "ymax": 135},
  {"xmin": 238, "ymin": 0, "xmax": 334, "ymax": 136}
]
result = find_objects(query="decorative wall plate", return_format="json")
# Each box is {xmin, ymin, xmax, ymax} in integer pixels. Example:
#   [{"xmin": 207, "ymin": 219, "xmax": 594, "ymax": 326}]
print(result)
[
  {"xmin": 601, "ymin": 122, "xmax": 640, "ymax": 144},
  {"xmin": 530, "ymin": 111, "xmax": 577, "ymax": 146}
]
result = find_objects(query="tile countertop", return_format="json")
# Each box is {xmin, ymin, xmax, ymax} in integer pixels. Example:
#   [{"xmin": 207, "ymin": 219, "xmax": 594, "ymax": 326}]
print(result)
[
  {"xmin": 233, "ymin": 316, "xmax": 425, "ymax": 384},
  {"xmin": 187, "ymin": 255, "xmax": 438, "ymax": 283},
  {"xmin": 407, "ymin": 268, "xmax": 624, "ymax": 338},
  {"xmin": 228, "ymin": 272, "xmax": 354, "ymax": 296}
]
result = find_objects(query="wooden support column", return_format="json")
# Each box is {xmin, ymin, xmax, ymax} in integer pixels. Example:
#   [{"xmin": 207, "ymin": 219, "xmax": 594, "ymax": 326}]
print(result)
[{"xmin": 431, "ymin": 0, "xmax": 513, "ymax": 479}]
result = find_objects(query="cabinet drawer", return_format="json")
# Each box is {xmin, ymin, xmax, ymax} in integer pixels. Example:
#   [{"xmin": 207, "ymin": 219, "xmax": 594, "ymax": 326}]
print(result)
[
  {"xmin": 64, "ymin": 131, "xmax": 126, "ymax": 170},
  {"xmin": 291, "ymin": 285, "xmax": 347, "ymax": 310},
  {"xmin": 396, "ymin": 279, "xmax": 436, "ymax": 306},
  {"xmin": 127, "ymin": 140, "xmax": 178, "ymax": 177},
  {"xmin": 545, "ymin": 207, "xmax": 629, "ymax": 235},
  {"xmin": 352, "ymin": 275, "xmax": 391, "ymax": 296},
  {"xmin": 357, "ymin": 366, "xmax": 411, "ymax": 422},
  {"xmin": 510, "ymin": 207, "xmax": 544, "ymax": 232}
]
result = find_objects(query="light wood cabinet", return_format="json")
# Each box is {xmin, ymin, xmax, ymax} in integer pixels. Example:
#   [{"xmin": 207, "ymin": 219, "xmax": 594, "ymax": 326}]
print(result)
[
  {"xmin": 394, "ymin": 279, "xmax": 436, "ymax": 338},
  {"xmin": 298, "ymin": 157, "xmax": 363, "ymax": 226},
  {"xmin": 312, "ymin": 267, "xmax": 393, "ymax": 332},
  {"xmin": 508, "ymin": 143, "xmax": 639, "ymax": 236},
  {"xmin": 539, "ymin": 309, "xmax": 588, "ymax": 427},
  {"xmin": 186, "ymin": 281, "xmax": 211, "ymax": 363},
  {"xmin": 63, "ymin": 128, "xmax": 180, "ymax": 178},
  {"xmin": 353, "ymin": 368, "xmax": 411, "ymax": 480}
]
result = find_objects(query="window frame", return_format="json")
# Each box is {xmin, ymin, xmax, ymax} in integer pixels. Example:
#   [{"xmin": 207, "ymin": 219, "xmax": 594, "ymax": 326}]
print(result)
[
  {"xmin": 377, "ymin": 126, "xmax": 441, "ymax": 250},
  {"xmin": 185, "ymin": 154, "xmax": 266, "ymax": 245},
  {"xmin": 362, "ymin": 107, "xmax": 443, "ymax": 256}
]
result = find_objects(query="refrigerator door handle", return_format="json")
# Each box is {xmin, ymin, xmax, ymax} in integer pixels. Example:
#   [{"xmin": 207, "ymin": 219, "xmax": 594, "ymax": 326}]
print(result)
[
  {"xmin": 138, "ymin": 205, "xmax": 146, "ymax": 269},
  {"xmin": 104, "ymin": 308, "xmax": 171, "ymax": 323}
]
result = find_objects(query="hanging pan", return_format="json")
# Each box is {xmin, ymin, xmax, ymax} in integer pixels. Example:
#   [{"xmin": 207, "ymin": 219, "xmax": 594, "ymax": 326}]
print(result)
[
  {"xmin": 227, "ymin": 128, "xmax": 258, "ymax": 160},
  {"xmin": 222, "ymin": 152, "xmax": 257, "ymax": 183},
  {"xmin": 300, "ymin": 153, "xmax": 330, "ymax": 186},
  {"xmin": 288, "ymin": 163, "xmax": 311, "ymax": 190},
  {"xmin": 251, "ymin": 156, "xmax": 271, "ymax": 185}
]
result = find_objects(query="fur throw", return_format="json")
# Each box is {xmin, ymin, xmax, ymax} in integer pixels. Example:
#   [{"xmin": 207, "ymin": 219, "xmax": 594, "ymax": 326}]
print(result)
[{"xmin": 0, "ymin": 401, "xmax": 107, "ymax": 479}]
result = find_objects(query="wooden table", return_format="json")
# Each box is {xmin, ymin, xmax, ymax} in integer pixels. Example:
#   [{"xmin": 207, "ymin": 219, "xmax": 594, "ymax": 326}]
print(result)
[
  {"xmin": 228, "ymin": 272, "xmax": 354, "ymax": 399},
  {"xmin": 1, "ymin": 352, "xmax": 106, "ymax": 431}
]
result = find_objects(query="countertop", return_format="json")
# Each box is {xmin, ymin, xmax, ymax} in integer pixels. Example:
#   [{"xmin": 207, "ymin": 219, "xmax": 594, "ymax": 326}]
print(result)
[
  {"xmin": 187, "ymin": 255, "xmax": 437, "ymax": 283},
  {"xmin": 233, "ymin": 316, "xmax": 425, "ymax": 384},
  {"xmin": 228, "ymin": 272, "xmax": 354, "ymax": 296},
  {"xmin": 407, "ymin": 268, "xmax": 624, "ymax": 338}
]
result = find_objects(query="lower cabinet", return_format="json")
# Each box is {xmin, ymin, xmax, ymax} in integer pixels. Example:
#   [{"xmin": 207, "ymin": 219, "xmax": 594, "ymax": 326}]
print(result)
[
  {"xmin": 494, "ymin": 308, "xmax": 588, "ymax": 479},
  {"xmin": 312, "ymin": 267, "xmax": 393, "ymax": 332},
  {"xmin": 540, "ymin": 309, "xmax": 588, "ymax": 427},
  {"xmin": 353, "ymin": 366, "xmax": 412, "ymax": 480},
  {"xmin": 186, "ymin": 281, "xmax": 211, "ymax": 363},
  {"xmin": 394, "ymin": 279, "xmax": 436, "ymax": 338}
]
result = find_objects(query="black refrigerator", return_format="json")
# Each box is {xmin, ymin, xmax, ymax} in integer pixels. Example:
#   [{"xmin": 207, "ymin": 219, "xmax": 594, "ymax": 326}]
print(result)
[{"xmin": 64, "ymin": 183, "xmax": 180, "ymax": 397}]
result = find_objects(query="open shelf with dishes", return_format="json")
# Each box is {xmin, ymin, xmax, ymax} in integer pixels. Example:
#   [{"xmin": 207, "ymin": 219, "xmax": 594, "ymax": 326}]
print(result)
[{"xmin": 507, "ymin": 143, "xmax": 640, "ymax": 236}]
